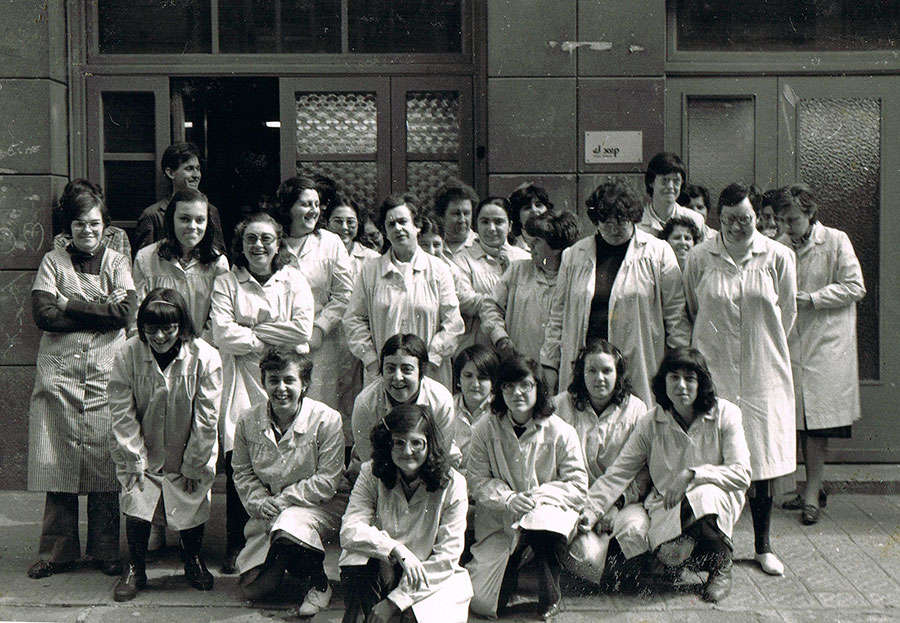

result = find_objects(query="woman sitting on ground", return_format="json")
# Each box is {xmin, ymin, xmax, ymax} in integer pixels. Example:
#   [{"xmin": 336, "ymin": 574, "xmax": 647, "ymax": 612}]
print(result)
[
  {"xmin": 340, "ymin": 404, "xmax": 471, "ymax": 623},
  {"xmin": 580, "ymin": 348, "xmax": 751, "ymax": 603}
]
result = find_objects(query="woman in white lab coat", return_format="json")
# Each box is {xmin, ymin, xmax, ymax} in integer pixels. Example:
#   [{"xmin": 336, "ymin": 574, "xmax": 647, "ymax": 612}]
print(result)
[
  {"xmin": 683, "ymin": 182, "xmax": 797, "ymax": 577},
  {"xmin": 340, "ymin": 404, "xmax": 471, "ymax": 623},
  {"xmin": 210, "ymin": 212, "xmax": 314, "ymax": 573},
  {"xmin": 581, "ymin": 347, "xmax": 751, "ymax": 603},
  {"xmin": 541, "ymin": 179, "xmax": 691, "ymax": 405},
  {"xmin": 274, "ymin": 176, "xmax": 354, "ymax": 412},
  {"xmin": 773, "ymin": 184, "xmax": 865, "ymax": 525},
  {"xmin": 343, "ymin": 193, "xmax": 463, "ymax": 389},
  {"xmin": 132, "ymin": 188, "xmax": 229, "ymax": 339},
  {"xmin": 482, "ymin": 211, "xmax": 580, "ymax": 365},
  {"xmin": 554, "ymin": 339, "xmax": 650, "ymax": 585},
  {"xmin": 232, "ymin": 349, "xmax": 345, "ymax": 618},
  {"xmin": 109, "ymin": 288, "xmax": 221, "ymax": 601},
  {"xmin": 466, "ymin": 354, "xmax": 588, "ymax": 620}
]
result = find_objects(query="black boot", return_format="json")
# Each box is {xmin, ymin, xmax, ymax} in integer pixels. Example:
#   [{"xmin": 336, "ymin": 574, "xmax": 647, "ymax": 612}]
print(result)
[
  {"xmin": 114, "ymin": 518, "xmax": 150, "ymax": 602},
  {"xmin": 181, "ymin": 524, "xmax": 213, "ymax": 591}
]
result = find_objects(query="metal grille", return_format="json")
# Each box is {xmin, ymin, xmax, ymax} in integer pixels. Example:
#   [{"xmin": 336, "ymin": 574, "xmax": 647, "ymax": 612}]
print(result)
[
  {"xmin": 296, "ymin": 161, "xmax": 378, "ymax": 211},
  {"xmin": 296, "ymin": 92, "xmax": 377, "ymax": 155},
  {"xmin": 406, "ymin": 91, "xmax": 459, "ymax": 156},
  {"xmin": 407, "ymin": 161, "xmax": 460, "ymax": 208}
]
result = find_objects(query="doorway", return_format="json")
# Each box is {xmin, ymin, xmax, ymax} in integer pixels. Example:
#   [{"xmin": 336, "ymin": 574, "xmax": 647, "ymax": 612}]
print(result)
[{"xmin": 174, "ymin": 77, "xmax": 281, "ymax": 249}]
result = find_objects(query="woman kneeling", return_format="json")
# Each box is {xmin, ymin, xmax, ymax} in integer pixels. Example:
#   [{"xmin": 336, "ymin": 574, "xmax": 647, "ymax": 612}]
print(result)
[
  {"xmin": 580, "ymin": 348, "xmax": 751, "ymax": 602},
  {"xmin": 340, "ymin": 404, "xmax": 471, "ymax": 623},
  {"xmin": 232, "ymin": 349, "xmax": 345, "ymax": 617},
  {"xmin": 109, "ymin": 288, "xmax": 222, "ymax": 601}
]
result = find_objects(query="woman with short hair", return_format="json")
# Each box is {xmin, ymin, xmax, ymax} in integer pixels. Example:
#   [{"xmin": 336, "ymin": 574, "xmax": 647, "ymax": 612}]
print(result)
[
  {"xmin": 541, "ymin": 179, "xmax": 691, "ymax": 405},
  {"xmin": 773, "ymin": 183, "xmax": 865, "ymax": 525},
  {"xmin": 466, "ymin": 355, "xmax": 588, "ymax": 620},
  {"xmin": 109, "ymin": 288, "xmax": 221, "ymax": 600},
  {"xmin": 26, "ymin": 183, "xmax": 135, "ymax": 580}
]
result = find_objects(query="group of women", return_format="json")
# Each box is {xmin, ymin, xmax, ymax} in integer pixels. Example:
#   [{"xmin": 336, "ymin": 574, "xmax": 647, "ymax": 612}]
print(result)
[{"xmin": 24, "ymin": 148, "xmax": 864, "ymax": 620}]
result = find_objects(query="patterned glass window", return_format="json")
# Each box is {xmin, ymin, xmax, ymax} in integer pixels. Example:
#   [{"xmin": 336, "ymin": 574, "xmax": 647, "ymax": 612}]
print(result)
[
  {"xmin": 406, "ymin": 91, "xmax": 460, "ymax": 204},
  {"xmin": 797, "ymin": 98, "xmax": 880, "ymax": 380},
  {"xmin": 295, "ymin": 92, "xmax": 379, "ymax": 209}
]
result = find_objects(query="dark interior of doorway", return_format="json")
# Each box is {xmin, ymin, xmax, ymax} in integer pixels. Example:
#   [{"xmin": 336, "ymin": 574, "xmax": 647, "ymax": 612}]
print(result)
[{"xmin": 173, "ymin": 77, "xmax": 280, "ymax": 250}]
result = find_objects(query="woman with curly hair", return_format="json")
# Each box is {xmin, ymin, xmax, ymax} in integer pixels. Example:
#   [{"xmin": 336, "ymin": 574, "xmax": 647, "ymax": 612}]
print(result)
[
  {"xmin": 554, "ymin": 339, "xmax": 650, "ymax": 585},
  {"xmin": 466, "ymin": 355, "xmax": 587, "ymax": 620},
  {"xmin": 659, "ymin": 215, "xmax": 701, "ymax": 270},
  {"xmin": 581, "ymin": 348, "xmax": 751, "ymax": 602},
  {"xmin": 340, "ymin": 404, "xmax": 471, "ymax": 623},
  {"xmin": 541, "ymin": 179, "xmax": 691, "ymax": 404}
]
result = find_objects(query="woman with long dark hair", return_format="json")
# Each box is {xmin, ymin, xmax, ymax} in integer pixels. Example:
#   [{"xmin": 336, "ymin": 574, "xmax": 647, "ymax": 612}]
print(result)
[{"xmin": 340, "ymin": 404, "xmax": 471, "ymax": 623}]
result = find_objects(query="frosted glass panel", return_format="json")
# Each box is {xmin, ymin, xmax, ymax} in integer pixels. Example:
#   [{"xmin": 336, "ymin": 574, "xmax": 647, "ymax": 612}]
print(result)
[
  {"xmin": 407, "ymin": 161, "xmax": 460, "ymax": 206},
  {"xmin": 407, "ymin": 92, "xmax": 460, "ymax": 156},
  {"xmin": 295, "ymin": 92, "xmax": 377, "ymax": 155},
  {"xmin": 686, "ymin": 97, "xmax": 755, "ymax": 214},
  {"xmin": 296, "ymin": 161, "xmax": 378, "ymax": 211},
  {"xmin": 102, "ymin": 92, "xmax": 155, "ymax": 153},
  {"xmin": 797, "ymin": 98, "xmax": 880, "ymax": 380}
]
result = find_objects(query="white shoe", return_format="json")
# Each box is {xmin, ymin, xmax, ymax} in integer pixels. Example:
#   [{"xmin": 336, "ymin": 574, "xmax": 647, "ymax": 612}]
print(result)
[
  {"xmin": 754, "ymin": 552, "xmax": 784, "ymax": 576},
  {"xmin": 296, "ymin": 583, "xmax": 332, "ymax": 617}
]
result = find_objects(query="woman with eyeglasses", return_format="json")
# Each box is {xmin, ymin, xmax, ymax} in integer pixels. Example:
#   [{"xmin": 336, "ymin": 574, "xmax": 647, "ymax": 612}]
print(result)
[
  {"xmin": 274, "ymin": 176, "xmax": 353, "ymax": 414},
  {"xmin": 541, "ymin": 179, "xmax": 691, "ymax": 405},
  {"xmin": 683, "ymin": 182, "xmax": 797, "ymax": 577},
  {"xmin": 340, "ymin": 404, "xmax": 472, "ymax": 623},
  {"xmin": 210, "ymin": 212, "xmax": 315, "ymax": 574},
  {"xmin": 26, "ymin": 182, "xmax": 135, "ymax": 580},
  {"xmin": 466, "ymin": 354, "xmax": 588, "ymax": 620},
  {"xmin": 108, "ymin": 288, "xmax": 221, "ymax": 601}
]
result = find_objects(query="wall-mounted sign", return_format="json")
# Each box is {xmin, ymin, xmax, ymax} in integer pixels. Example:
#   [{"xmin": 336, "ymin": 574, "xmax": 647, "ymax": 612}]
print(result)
[{"xmin": 584, "ymin": 131, "xmax": 643, "ymax": 164}]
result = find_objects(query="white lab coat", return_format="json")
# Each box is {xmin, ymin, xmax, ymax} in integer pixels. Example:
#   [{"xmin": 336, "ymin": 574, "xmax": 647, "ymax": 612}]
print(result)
[
  {"xmin": 340, "ymin": 463, "xmax": 472, "ymax": 622},
  {"xmin": 231, "ymin": 399, "xmax": 345, "ymax": 573},
  {"xmin": 481, "ymin": 259, "xmax": 557, "ymax": 365},
  {"xmin": 465, "ymin": 412, "xmax": 588, "ymax": 617},
  {"xmin": 210, "ymin": 265, "xmax": 314, "ymax": 452},
  {"xmin": 683, "ymin": 232, "xmax": 797, "ymax": 480},
  {"xmin": 587, "ymin": 399, "xmax": 751, "ymax": 550},
  {"xmin": 284, "ymin": 229, "xmax": 354, "ymax": 411},
  {"xmin": 541, "ymin": 229, "xmax": 691, "ymax": 404},
  {"xmin": 779, "ymin": 223, "xmax": 865, "ymax": 430},
  {"xmin": 109, "ymin": 337, "xmax": 221, "ymax": 530},
  {"xmin": 343, "ymin": 250, "xmax": 463, "ymax": 389}
]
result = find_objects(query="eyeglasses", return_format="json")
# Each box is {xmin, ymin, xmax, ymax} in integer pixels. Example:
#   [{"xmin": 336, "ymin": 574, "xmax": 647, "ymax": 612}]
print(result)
[
  {"xmin": 144, "ymin": 323, "xmax": 179, "ymax": 337},
  {"xmin": 390, "ymin": 438, "xmax": 427, "ymax": 452},
  {"xmin": 243, "ymin": 233, "xmax": 278, "ymax": 246},
  {"xmin": 720, "ymin": 214, "xmax": 754, "ymax": 227},
  {"xmin": 501, "ymin": 379, "xmax": 536, "ymax": 394}
]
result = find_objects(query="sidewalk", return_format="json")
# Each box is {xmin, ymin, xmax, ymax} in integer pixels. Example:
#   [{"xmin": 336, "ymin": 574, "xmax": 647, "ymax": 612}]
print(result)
[{"xmin": 1, "ymin": 490, "xmax": 898, "ymax": 623}]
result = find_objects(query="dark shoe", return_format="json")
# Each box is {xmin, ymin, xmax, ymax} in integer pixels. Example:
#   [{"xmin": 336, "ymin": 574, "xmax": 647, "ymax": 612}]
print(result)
[
  {"xmin": 783, "ymin": 490, "xmax": 827, "ymax": 510},
  {"xmin": 541, "ymin": 601, "xmax": 561, "ymax": 620},
  {"xmin": 220, "ymin": 552, "xmax": 238, "ymax": 575},
  {"xmin": 27, "ymin": 559, "xmax": 73, "ymax": 579},
  {"xmin": 113, "ymin": 563, "xmax": 147, "ymax": 602},
  {"xmin": 184, "ymin": 555, "xmax": 214, "ymax": 591},
  {"xmin": 703, "ymin": 559, "xmax": 733, "ymax": 603},
  {"xmin": 801, "ymin": 503, "xmax": 820, "ymax": 525}
]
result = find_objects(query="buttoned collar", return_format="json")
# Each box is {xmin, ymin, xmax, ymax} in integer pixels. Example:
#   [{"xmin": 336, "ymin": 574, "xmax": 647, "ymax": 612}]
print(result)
[
  {"xmin": 708, "ymin": 230, "xmax": 767, "ymax": 258},
  {"xmin": 378, "ymin": 248, "xmax": 428, "ymax": 277},
  {"xmin": 234, "ymin": 264, "xmax": 291, "ymax": 286}
]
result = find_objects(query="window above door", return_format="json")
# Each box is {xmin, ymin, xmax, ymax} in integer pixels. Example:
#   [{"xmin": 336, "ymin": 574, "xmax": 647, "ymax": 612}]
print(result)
[{"xmin": 89, "ymin": 0, "xmax": 470, "ymax": 62}]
